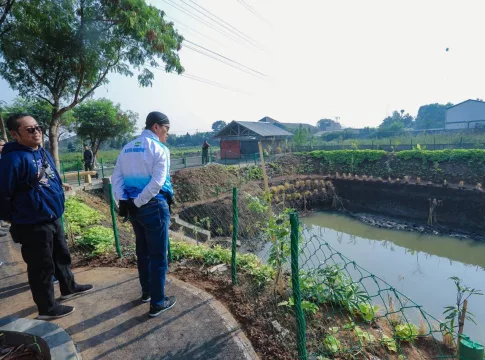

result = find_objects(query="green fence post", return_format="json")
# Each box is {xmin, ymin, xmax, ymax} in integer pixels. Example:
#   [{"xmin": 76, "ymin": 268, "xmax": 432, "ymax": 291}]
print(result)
[
  {"xmin": 101, "ymin": 158, "xmax": 105, "ymax": 178},
  {"xmin": 460, "ymin": 137, "xmax": 463, "ymax": 149},
  {"xmin": 411, "ymin": 138, "xmax": 413, "ymax": 149},
  {"xmin": 168, "ymin": 237, "xmax": 173, "ymax": 263},
  {"xmin": 253, "ymin": 153, "xmax": 257, "ymax": 165},
  {"xmin": 61, "ymin": 161, "xmax": 67, "ymax": 183},
  {"xmin": 434, "ymin": 137, "xmax": 436, "ymax": 150},
  {"xmin": 290, "ymin": 212, "xmax": 307, "ymax": 360},
  {"xmin": 232, "ymin": 188, "xmax": 238, "ymax": 285},
  {"xmin": 209, "ymin": 147, "xmax": 212, "ymax": 163},
  {"xmin": 77, "ymin": 161, "xmax": 81, "ymax": 186},
  {"xmin": 108, "ymin": 183, "xmax": 122, "ymax": 258},
  {"xmin": 184, "ymin": 154, "xmax": 187, "ymax": 168}
]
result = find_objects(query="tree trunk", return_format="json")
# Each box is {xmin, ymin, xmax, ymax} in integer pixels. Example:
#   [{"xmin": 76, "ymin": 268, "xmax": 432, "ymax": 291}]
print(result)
[
  {"xmin": 0, "ymin": 113, "xmax": 8, "ymax": 142},
  {"xmin": 49, "ymin": 117, "xmax": 61, "ymax": 170}
]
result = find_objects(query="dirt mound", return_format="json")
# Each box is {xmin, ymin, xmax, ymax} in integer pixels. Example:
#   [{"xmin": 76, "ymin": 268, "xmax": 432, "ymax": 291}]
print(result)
[{"xmin": 172, "ymin": 164, "xmax": 243, "ymax": 203}]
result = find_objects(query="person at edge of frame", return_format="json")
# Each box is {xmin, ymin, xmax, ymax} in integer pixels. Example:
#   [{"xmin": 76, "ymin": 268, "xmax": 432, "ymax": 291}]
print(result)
[{"xmin": 0, "ymin": 113, "xmax": 94, "ymax": 320}]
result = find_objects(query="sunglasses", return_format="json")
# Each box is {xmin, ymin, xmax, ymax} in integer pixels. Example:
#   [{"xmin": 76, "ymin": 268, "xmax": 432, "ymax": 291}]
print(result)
[{"xmin": 22, "ymin": 126, "xmax": 43, "ymax": 134}]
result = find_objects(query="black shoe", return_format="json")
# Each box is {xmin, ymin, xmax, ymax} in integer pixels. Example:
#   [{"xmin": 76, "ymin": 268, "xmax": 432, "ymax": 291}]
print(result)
[
  {"xmin": 141, "ymin": 292, "xmax": 151, "ymax": 303},
  {"xmin": 37, "ymin": 305, "xmax": 75, "ymax": 320},
  {"xmin": 60, "ymin": 284, "xmax": 94, "ymax": 300},
  {"xmin": 149, "ymin": 296, "xmax": 176, "ymax": 318}
]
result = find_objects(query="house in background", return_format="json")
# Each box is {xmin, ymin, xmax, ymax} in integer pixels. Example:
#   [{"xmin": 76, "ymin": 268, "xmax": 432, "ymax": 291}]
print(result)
[
  {"xmin": 446, "ymin": 99, "xmax": 485, "ymax": 129},
  {"xmin": 214, "ymin": 120, "xmax": 293, "ymax": 159},
  {"xmin": 258, "ymin": 116, "xmax": 318, "ymax": 134}
]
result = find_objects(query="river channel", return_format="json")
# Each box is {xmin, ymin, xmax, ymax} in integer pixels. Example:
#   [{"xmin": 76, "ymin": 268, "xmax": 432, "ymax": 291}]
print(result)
[{"xmin": 256, "ymin": 212, "xmax": 485, "ymax": 344}]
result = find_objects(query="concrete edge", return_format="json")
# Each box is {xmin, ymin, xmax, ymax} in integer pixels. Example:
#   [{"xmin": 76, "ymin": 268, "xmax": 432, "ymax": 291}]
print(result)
[
  {"xmin": 168, "ymin": 275, "xmax": 260, "ymax": 360},
  {"xmin": 0, "ymin": 317, "xmax": 80, "ymax": 360}
]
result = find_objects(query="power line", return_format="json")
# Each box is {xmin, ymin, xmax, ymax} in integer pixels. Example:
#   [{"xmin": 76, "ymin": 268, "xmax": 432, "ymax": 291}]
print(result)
[
  {"xmin": 183, "ymin": 43, "xmax": 266, "ymax": 79},
  {"xmin": 160, "ymin": 0, "xmax": 248, "ymax": 47},
  {"xmin": 236, "ymin": 0, "xmax": 272, "ymax": 26},
  {"xmin": 150, "ymin": 66, "xmax": 250, "ymax": 94},
  {"xmin": 179, "ymin": 0, "xmax": 264, "ymax": 50},
  {"xmin": 184, "ymin": 40, "xmax": 267, "ymax": 77},
  {"xmin": 165, "ymin": 14, "xmax": 225, "ymax": 47}
]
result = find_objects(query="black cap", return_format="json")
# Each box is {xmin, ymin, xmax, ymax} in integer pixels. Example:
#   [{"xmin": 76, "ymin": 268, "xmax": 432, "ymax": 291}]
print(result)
[{"xmin": 146, "ymin": 111, "xmax": 170, "ymax": 128}]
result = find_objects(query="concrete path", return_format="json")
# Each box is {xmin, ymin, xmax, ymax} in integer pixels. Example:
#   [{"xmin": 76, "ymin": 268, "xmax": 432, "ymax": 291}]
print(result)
[{"xmin": 0, "ymin": 235, "xmax": 258, "ymax": 360}]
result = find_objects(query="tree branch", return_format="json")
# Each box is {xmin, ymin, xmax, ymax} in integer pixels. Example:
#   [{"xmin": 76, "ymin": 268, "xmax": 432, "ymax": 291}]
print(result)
[
  {"xmin": 0, "ymin": 0, "xmax": 15, "ymax": 29},
  {"xmin": 36, "ymin": 95, "xmax": 55, "ymax": 107}
]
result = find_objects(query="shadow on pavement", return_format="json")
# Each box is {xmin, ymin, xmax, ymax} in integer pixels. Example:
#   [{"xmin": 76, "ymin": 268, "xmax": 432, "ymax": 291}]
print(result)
[{"xmin": 90, "ymin": 300, "xmax": 210, "ymax": 359}]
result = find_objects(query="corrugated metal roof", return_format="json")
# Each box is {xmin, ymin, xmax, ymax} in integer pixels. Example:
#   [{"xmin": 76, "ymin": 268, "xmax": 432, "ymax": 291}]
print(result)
[{"xmin": 234, "ymin": 121, "xmax": 293, "ymax": 137}]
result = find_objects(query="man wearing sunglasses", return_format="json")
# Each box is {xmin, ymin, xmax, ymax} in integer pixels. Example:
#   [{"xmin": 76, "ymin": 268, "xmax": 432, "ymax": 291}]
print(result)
[
  {"xmin": 112, "ymin": 111, "xmax": 175, "ymax": 318},
  {"xmin": 0, "ymin": 114, "xmax": 93, "ymax": 320}
]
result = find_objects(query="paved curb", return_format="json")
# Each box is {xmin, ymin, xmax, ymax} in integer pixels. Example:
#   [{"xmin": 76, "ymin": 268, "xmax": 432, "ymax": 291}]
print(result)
[
  {"xmin": 169, "ymin": 275, "xmax": 260, "ymax": 360},
  {"xmin": 0, "ymin": 317, "xmax": 80, "ymax": 360}
]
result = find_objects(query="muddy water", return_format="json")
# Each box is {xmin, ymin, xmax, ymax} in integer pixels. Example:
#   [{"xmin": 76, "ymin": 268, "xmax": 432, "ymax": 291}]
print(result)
[{"xmin": 256, "ymin": 212, "xmax": 485, "ymax": 343}]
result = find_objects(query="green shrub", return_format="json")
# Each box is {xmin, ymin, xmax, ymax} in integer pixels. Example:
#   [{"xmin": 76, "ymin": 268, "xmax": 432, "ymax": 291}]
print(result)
[
  {"xmin": 309, "ymin": 150, "xmax": 387, "ymax": 166},
  {"xmin": 77, "ymin": 226, "xmax": 114, "ymax": 257},
  {"xmin": 64, "ymin": 197, "xmax": 103, "ymax": 234},
  {"xmin": 394, "ymin": 323, "xmax": 419, "ymax": 342},
  {"xmin": 170, "ymin": 241, "xmax": 275, "ymax": 286}
]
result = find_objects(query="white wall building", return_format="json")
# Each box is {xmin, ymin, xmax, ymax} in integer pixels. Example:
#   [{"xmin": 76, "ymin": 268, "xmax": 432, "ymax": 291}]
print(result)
[{"xmin": 445, "ymin": 100, "xmax": 485, "ymax": 130}]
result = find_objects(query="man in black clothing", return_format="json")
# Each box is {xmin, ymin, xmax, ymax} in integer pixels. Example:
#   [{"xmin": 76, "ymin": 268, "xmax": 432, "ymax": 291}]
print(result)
[
  {"xmin": 83, "ymin": 144, "xmax": 94, "ymax": 171},
  {"xmin": 0, "ymin": 114, "xmax": 93, "ymax": 320}
]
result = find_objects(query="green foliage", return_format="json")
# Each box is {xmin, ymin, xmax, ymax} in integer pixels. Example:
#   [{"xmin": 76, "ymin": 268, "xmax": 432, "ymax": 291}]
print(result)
[
  {"xmin": 322, "ymin": 334, "xmax": 342, "ymax": 354},
  {"xmin": 211, "ymin": 120, "xmax": 227, "ymax": 132},
  {"xmin": 394, "ymin": 323, "xmax": 419, "ymax": 342},
  {"xmin": 354, "ymin": 326, "xmax": 375, "ymax": 346},
  {"xmin": 443, "ymin": 277, "xmax": 483, "ymax": 335},
  {"xmin": 380, "ymin": 334, "xmax": 398, "ymax": 352},
  {"xmin": 414, "ymin": 103, "xmax": 451, "ymax": 130},
  {"xmin": 64, "ymin": 197, "xmax": 103, "ymax": 234},
  {"xmin": 278, "ymin": 297, "xmax": 319, "ymax": 315},
  {"xmin": 244, "ymin": 166, "xmax": 264, "ymax": 181},
  {"xmin": 299, "ymin": 265, "xmax": 369, "ymax": 313},
  {"xmin": 397, "ymin": 149, "xmax": 485, "ymax": 162},
  {"xmin": 356, "ymin": 302, "xmax": 380, "ymax": 322},
  {"xmin": 73, "ymin": 99, "xmax": 137, "ymax": 158},
  {"xmin": 77, "ymin": 226, "xmax": 114, "ymax": 257},
  {"xmin": 170, "ymin": 241, "xmax": 274, "ymax": 286},
  {"xmin": 0, "ymin": 0, "xmax": 183, "ymax": 164},
  {"xmin": 310, "ymin": 150, "xmax": 387, "ymax": 166}
]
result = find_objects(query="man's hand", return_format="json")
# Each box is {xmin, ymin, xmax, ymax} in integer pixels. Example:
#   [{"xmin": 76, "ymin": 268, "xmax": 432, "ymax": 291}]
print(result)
[{"xmin": 63, "ymin": 183, "xmax": 72, "ymax": 191}]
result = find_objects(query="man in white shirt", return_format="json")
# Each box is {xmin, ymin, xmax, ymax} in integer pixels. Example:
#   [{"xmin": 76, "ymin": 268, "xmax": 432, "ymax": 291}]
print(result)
[{"xmin": 112, "ymin": 111, "xmax": 175, "ymax": 318}]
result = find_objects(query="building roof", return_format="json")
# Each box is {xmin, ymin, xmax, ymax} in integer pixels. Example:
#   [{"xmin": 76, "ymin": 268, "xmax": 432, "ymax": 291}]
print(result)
[
  {"xmin": 447, "ymin": 99, "xmax": 485, "ymax": 110},
  {"xmin": 214, "ymin": 120, "xmax": 293, "ymax": 138}
]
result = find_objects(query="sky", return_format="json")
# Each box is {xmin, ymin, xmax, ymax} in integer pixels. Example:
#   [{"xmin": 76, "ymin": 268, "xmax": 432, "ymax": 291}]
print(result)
[{"xmin": 2, "ymin": 0, "xmax": 485, "ymax": 135}]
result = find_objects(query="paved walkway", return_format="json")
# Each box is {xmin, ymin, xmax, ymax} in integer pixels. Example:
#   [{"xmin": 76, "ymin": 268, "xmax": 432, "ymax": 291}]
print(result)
[{"xmin": 0, "ymin": 235, "xmax": 257, "ymax": 360}]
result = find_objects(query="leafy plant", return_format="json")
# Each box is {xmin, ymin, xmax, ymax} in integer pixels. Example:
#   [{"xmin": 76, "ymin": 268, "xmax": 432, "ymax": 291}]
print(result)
[
  {"xmin": 356, "ymin": 302, "xmax": 380, "ymax": 322},
  {"xmin": 394, "ymin": 323, "xmax": 419, "ymax": 342},
  {"xmin": 76, "ymin": 226, "xmax": 114, "ymax": 257},
  {"xmin": 64, "ymin": 197, "xmax": 103, "ymax": 234},
  {"xmin": 380, "ymin": 334, "xmax": 398, "ymax": 352},
  {"xmin": 322, "ymin": 334, "xmax": 342, "ymax": 354},
  {"xmin": 354, "ymin": 326, "xmax": 375, "ymax": 346},
  {"xmin": 443, "ymin": 277, "xmax": 483, "ymax": 336},
  {"xmin": 278, "ymin": 297, "xmax": 319, "ymax": 315}
]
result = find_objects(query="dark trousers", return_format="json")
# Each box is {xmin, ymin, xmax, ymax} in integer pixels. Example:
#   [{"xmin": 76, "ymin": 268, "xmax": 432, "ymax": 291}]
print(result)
[
  {"xmin": 130, "ymin": 199, "xmax": 170, "ymax": 306},
  {"xmin": 84, "ymin": 162, "xmax": 93, "ymax": 171},
  {"xmin": 10, "ymin": 219, "xmax": 76, "ymax": 313}
]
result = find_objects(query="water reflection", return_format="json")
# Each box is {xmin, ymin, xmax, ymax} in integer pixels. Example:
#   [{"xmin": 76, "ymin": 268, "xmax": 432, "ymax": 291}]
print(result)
[{"xmin": 300, "ymin": 212, "xmax": 485, "ymax": 343}]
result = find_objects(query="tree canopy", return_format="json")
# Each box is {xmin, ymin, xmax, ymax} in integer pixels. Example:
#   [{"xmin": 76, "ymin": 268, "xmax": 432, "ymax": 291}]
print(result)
[
  {"xmin": 414, "ymin": 103, "xmax": 452, "ymax": 130},
  {"xmin": 211, "ymin": 120, "xmax": 227, "ymax": 133},
  {"xmin": 378, "ymin": 110, "xmax": 414, "ymax": 133},
  {"xmin": 317, "ymin": 118, "xmax": 341, "ymax": 131},
  {"xmin": 73, "ymin": 98, "xmax": 137, "ymax": 158},
  {"xmin": 0, "ymin": 0, "xmax": 184, "ymax": 167}
]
